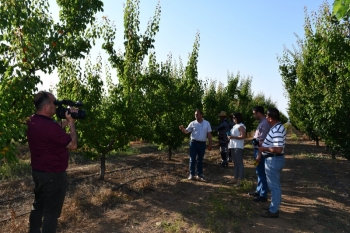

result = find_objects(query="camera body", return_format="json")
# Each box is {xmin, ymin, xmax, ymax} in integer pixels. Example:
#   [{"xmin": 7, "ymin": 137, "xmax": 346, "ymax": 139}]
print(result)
[
  {"xmin": 54, "ymin": 99, "xmax": 86, "ymax": 119},
  {"xmin": 252, "ymin": 138, "xmax": 259, "ymax": 146}
]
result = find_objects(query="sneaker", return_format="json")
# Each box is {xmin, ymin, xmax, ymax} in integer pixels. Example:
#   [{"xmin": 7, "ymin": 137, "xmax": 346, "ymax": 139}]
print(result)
[
  {"xmin": 197, "ymin": 174, "xmax": 208, "ymax": 181},
  {"xmin": 260, "ymin": 210, "xmax": 279, "ymax": 218},
  {"xmin": 233, "ymin": 180, "xmax": 241, "ymax": 186},
  {"xmin": 253, "ymin": 196, "xmax": 268, "ymax": 202},
  {"xmin": 218, "ymin": 160, "xmax": 228, "ymax": 166},
  {"xmin": 227, "ymin": 179, "xmax": 238, "ymax": 184},
  {"xmin": 248, "ymin": 192, "xmax": 259, "ymax": 197},
  {"xmin": 188, "ymin": 175, "xmax": 195, "ymax": 180}
]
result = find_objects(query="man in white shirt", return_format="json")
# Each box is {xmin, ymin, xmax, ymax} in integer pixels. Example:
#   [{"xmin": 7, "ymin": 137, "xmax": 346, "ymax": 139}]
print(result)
[{"xmin": 179, "ymin": 109, "xmax": 212, "ymax": 181}]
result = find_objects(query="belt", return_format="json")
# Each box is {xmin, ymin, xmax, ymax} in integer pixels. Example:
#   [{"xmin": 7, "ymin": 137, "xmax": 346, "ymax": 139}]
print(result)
[
  {"xmin": 263, "ymin": 152, "xmax": 284, "ymax": 158},
  {"xmin": 32, "ymin": 169, "xmax": 47, "ymax": 173},
  {"xmin": 191, "ymin": 140, "xmax": 206, "ymax": 143},
  {"xmin": 32, "ymin": 169, "xmax": 66, "ymax": 173}
]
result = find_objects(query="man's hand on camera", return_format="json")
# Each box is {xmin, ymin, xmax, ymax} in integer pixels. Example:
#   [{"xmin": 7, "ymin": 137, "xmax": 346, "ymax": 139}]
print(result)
[
  {"xmin": 65, "ymin": 107, "xmax": 78, "ymax": 122},
  {"xmin": 65, "ymin": 107, "xmax": 78, "ymax": 150},
  {"xmin": 60, "ymin": 120, "xmax": 68, "ymax": 128}
]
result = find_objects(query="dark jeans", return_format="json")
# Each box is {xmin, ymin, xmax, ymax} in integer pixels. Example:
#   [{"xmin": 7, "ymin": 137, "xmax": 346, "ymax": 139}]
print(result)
[
  {"xmin": 219, "ymin": 144, "xmax": 228, "ymax": 163},
  {"xmin": 29, "ymin": 171, "xmax": 68, "ymax": 233},
  {"xmin": 254, "ymin": 149, "xmax": 268, "ymax": 198},
  {"xmin": 189, "ymin": 140, "xmax": 206, "ymax": 176}
]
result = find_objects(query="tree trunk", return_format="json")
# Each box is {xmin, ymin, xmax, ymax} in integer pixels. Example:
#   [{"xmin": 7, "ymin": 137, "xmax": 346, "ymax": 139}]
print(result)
[
  {"xmin": 315, "ymin": 137, "xmax": 319, "ymax": 147},
  {"xmin": 168, "ymin": 146, "xmax": 172, "ymax": 160},
  {"xmin": 98, "ymin": 139, "xmax": 115, "ymax": 180},
  {"xmin": 99, "ymin": 153, "xmax": 106, "ymax": 180},
  {"xmin": 332, "ymin": 150, "xmax": 336, "ymax": 160}
]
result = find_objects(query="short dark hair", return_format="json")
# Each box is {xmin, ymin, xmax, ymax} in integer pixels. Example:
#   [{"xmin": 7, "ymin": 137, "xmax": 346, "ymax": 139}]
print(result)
[
  {"xmin": 266, "ymin": 107, "xmax": 280, "ymax": 121},
  {"xmin": 253, "ymin": 106, "xmax": 264, "ymax": 114},
  {"xmin": 195, "ymin": 109, "xmax": 204, "ymax": 115},
  {"xmin": 33, "ymin": 91, "xmax": 52, "ymax": 110},
  {"xmin": 233, "ymin": 112, "xmax": 243, "ymax": 123}
]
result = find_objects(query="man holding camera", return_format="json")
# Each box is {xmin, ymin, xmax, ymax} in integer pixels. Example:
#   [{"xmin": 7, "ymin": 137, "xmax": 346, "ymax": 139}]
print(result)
[
  {"xmin": 250, "ymin": 106, "xmax": 271, "ymax": 202},
  {"xmin": 27, "ymin": 91, "xmax": 78, "ymax": 233}
]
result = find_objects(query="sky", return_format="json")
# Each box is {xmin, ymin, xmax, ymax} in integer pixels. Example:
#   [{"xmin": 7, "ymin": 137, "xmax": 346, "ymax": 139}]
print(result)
[{"xmin": 42, "ymin": 0, "xmax": 332, "ymax": 117}]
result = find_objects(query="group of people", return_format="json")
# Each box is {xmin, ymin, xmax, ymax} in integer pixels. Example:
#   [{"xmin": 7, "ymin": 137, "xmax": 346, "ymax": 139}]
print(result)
[
  {"xmin": 179, "ymin": 106, "xmax": 286, "ymax": 218},
  {"xmin": 25, "ymin": 90, "xmax": 286, "ymax": 233}
]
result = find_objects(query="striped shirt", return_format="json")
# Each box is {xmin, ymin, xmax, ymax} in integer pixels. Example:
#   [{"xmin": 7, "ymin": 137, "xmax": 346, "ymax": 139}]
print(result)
[
  {"xmin": 186, "ymin": 119, "xmax": 212, "ymax": 142},
  {"xmin": 262, "ymin": 122, "xmax": 286, "ymax": 152}
]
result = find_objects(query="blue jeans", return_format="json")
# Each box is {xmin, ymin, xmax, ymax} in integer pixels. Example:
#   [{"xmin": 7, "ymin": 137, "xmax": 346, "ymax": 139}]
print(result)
[
  {"xmin": 29, "ymin": 171, "xmax": 68, "ymax": 233},
  {"xmin": 189, "ymin": 141, "xmax": 206, "ymax": 176},
  {"xmin": 265, "ymin": 156, "xmax": 285, "ymax": 213},
  {"xmin": 254, "ymin": 149, "xmax": 268, "ymax": 198}
]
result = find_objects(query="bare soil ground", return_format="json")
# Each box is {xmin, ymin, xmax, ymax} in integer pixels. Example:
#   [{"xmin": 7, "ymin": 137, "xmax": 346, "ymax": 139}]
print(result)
[{"xmin": 1, "ymin": 130, "xmax": 350, "ymax": 233}]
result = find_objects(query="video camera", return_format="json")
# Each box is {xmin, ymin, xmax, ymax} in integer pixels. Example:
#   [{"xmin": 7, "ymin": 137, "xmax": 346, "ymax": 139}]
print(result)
[
  {"xmin": 54, "ymin": 99, "xmax": 86, "ymax": 119},
  {"xmin": 252, "ymin": 138, "xmax": 259, "ymax": 146}
]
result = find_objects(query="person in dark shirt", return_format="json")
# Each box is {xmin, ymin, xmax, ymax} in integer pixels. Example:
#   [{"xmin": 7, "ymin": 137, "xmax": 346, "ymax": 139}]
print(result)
[
  {"xmin": 213, "ymin": 111, "xmax": 230, "ymax": 167},
  {"xmin": 27, "ymin": 91, "xmax": 78, "ymax": 233},
  {"xmin": 227, "ymin": 113, "xmax": 235, "ymax": 162},
  {"xmin": 249, "ymin": 106, "xmax": 271, "ymax": 202}
]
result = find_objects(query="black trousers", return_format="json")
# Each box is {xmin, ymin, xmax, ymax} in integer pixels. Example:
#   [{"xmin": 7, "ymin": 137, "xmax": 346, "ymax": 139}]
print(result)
[{"xmin": 29, "ymin": 171, "xmax": 67, "ymax": 233}]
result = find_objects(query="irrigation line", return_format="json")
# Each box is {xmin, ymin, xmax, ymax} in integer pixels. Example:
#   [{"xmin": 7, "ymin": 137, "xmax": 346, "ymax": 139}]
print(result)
[
  {"xmin": 111, "ymin": 174, "xmax": 159, "ymax": 191},
  {"xmin": 0, "ymin": 211, "xmax": 30, "ymax": 224},
  {"xmin": 0, "ymin": 174, "xmax": 160, "ymax": 224},
  {"xmin": 69, "ymin": 162, "xmax": 147, "ymax": 183},
  {"xmin": 318, "ymin": 159, "xmax": 349, "ymax": 198},
  {"xmin": 293, "ymin": 150, "xmax": 350, "ymax": 198},
  {"xmin": 0, "ymin": 160, "xmax": 180, "ymax": 224},
  {"xmin": 0, "ymin": 162, "xmax": 148, "ymax": 206},
  {"xmin": 0, "ymin": 194, "xmax": 34, "ymax": 205}
]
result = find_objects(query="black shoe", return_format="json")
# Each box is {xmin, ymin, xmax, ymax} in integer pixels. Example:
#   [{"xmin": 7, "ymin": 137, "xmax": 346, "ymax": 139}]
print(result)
[
  {"xmin": 260, "ymin": 210, "xmax": 279, "ymax": 218},
  {"xmin": 248, "ymin": 192, "xmax": 259, "ymax": 197},
  {"xmin": 218, "ymin": 160, "xmax": 228, "ymax": 167},
  {"xmin": 197, "ymin": 174, "xmax": 208, "ymax": 182},
  {"xmin": 253, "ymin": 196, "xmax": 267, "ymax": 202}
]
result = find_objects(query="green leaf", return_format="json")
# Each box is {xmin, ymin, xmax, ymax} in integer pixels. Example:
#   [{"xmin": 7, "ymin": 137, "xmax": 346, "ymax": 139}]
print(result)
[{"xmin": 333, "ymin": 0, "xmax": 350, "ymax": 20}]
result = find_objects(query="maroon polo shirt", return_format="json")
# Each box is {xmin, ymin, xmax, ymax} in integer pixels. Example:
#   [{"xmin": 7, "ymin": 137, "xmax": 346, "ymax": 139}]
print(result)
[{"xmin": 27, "ymin": 114, "xmax": 72, "ymax": 172}]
